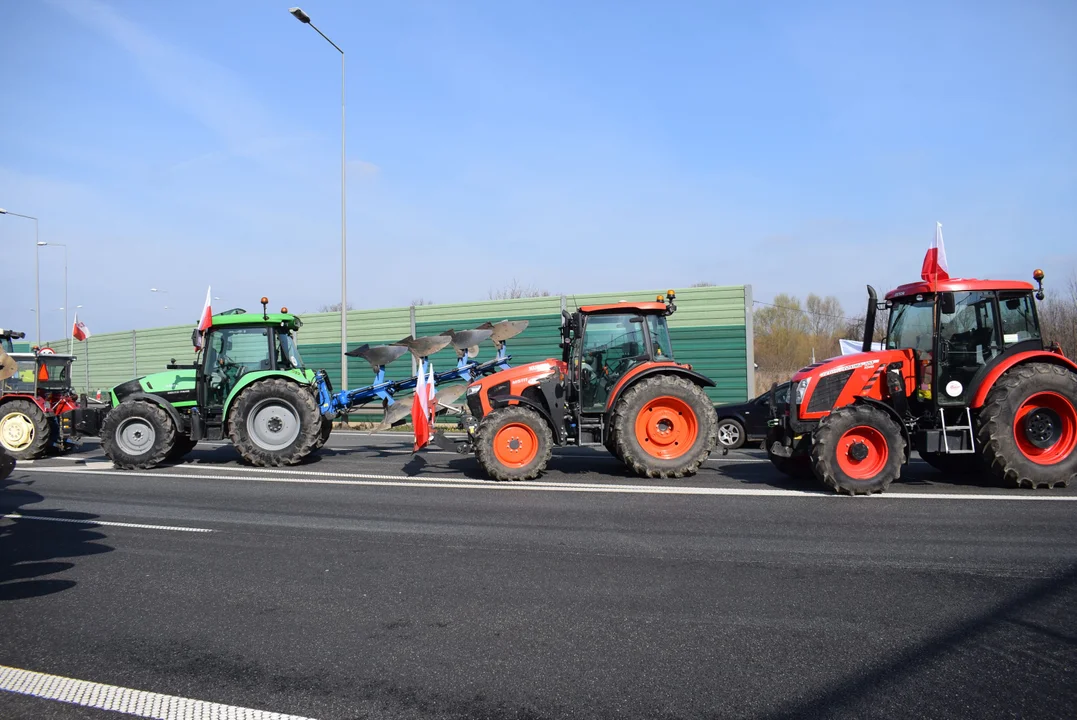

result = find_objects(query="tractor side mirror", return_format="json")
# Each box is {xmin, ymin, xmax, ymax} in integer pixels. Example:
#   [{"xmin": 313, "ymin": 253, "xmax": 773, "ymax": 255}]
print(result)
[{"xmin": 939, "ymin": 292, "xmax": 956, "ymax": 315}]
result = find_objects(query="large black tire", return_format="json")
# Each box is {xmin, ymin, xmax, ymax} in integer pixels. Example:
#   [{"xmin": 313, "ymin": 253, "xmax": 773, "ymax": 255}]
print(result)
[
  {"xmin": 166, "ymin": 434, "xmax": 198, "ymax": 462},
  {"xmin": 101, "ymin": 400, "xmax": 176, "ymax": 470},
  {"xmin": 228, "ymin": 378, "xmax": 322, "ymax": 467},
  {"xmin": 313, "ymin": 417, "xmax": 334, "ymax": 450},
  {"xmin": 475, "ymin": 406, "xmax": 553, "ymax": 481},
  {"xmin": 0, "ymin": 399, "xmax": 51, "ymax": 460},
  {"xmin": 811, "ymin": 404, "xmax": 905, "ymax": 495},
  {"xmin": 977, "ymin": 362, "xmax": 1077, "ymax": 489},
  {"xmin": 612, "ymin": 375, "xmax": 717, "ymax": 479},
  {"xmin": 717, "ymin": 417, "xmax": 746, "ymax": 450}
]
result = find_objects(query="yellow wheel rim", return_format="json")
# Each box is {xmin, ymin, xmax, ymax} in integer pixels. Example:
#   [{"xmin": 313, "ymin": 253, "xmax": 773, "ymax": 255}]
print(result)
[{"xmin": 0, "ymin": 411, "xmax": 36, "ymax": 452}]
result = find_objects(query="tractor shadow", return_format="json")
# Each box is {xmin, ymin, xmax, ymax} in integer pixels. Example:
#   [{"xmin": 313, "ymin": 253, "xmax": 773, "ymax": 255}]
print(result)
[{"xmin": 0, "ymin": 474, "xmax": 113, "ymax": 601}]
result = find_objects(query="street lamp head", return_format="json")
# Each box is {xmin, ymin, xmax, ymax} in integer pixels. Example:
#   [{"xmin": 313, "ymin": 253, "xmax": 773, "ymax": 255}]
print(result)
[
  {"xmin": 0, "ymin": 208, "xmax": 7, "ymax": 214},
  {"xmin": 289, "ymin": 7, "xmax": 311, "ymax": 23},
  {"xmin": 36, "ymin": 241, "xmax": 47, "ymax": 246}
]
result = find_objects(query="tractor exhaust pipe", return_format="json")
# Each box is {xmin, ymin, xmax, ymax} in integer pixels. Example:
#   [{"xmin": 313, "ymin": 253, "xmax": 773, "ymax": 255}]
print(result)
[{"xmin": 862, "ymin": 285, "xmax": 878, "ymax": 353}]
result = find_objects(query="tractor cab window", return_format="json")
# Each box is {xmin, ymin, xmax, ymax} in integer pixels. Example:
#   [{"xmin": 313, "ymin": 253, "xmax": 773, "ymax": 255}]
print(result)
[
  {"xmin": 203, "ymin": 327, "xmax": 272, "ymax": 405},
  {"xmin": 647, "ymin": 315, "xmax": 674, "ymax": 361},
  {"xmin": 886, "ymin": 297, "xmax": 935, "ymax": 352},
  {"xmin": 580, "ymin": 314, "xmax": 647, "ymax": 410},
  {"xmin": 936, "ymin": 290, "xmax": 1001, "ymax": 405},
  {"xmin": 997, "ymin": 292, "xmax": 1041, "ymax": 347},
  {"xmin": 277, "ymin": 331, "xmax": 304, "ymax": 370}
]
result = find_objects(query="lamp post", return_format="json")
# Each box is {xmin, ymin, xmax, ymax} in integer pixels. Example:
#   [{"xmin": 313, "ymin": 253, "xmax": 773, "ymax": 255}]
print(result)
[
  {"xmin": 39, "ymin": 242, "xmax": 69, "ymax": 353},
  {"xmin": 0, "ymin": 208, "xmax": 41, "ymax": 345},
  {"xmin": 288, "ymin": 6, "xmax": 349, "ymax": 391}
]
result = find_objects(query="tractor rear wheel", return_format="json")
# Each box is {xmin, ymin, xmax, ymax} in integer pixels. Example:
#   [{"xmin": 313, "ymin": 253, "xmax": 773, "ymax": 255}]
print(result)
[
  {"xmin": 313, "ymin": 416, "xmax": 334, "ymax": 450},
  {"xmin": 101, "ymin": 400, "xmax": 176, "ymax": 469},
  {"xmin": 977, "ymin": 362, "xmax": 1077, "ymax": 489},
  {"xmin": 613, "ymin": 375, "xmax": 716, "ymax": 479},
  {"xmin": 811, "ymin": 404, "xmax": 905, "ymax": 495},
  {"xmin": 475, "ymin": 406, "xmax": 553, "ymax": 481},
  {"xmin": 166, "ymin": 434, "xmax": 198, "ymax": 462},
  {"xmin": 229, "ymin": 378, "xmax": 321, "ymax": 467},
  {"xmin": 0, "ymin": 399, "xmax": 51, "ymax": 460}
]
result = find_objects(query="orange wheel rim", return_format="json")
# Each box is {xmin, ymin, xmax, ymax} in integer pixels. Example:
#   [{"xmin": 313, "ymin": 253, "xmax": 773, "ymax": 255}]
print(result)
[
  {"xmin": 493, "ymin": 422, "xmax": 539, "ymax": 468},
  {"xmin": 1014, "ymin": 391, "xmax": 1077, "ymax": 465},
  {"xmin": 835, "ymin": 425, "xmax": 889, "ymax": 480},
  {"xmin": 634, "ymin": 396, "xmax": 698, "ymax": 460}
]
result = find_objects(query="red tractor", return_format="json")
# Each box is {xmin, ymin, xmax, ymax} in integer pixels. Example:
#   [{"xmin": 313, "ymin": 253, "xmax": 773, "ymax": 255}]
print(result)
[
  {"xmin": 767, "ymin": 268, "xmax": 1077, "ymax": 494},
  {"xmin": 452, "ymin": 291, "xmax": 719, "ymax": 480},
  {"xmin": 0, "ymin": 332, "xmax": 80, "ymax": 460}
]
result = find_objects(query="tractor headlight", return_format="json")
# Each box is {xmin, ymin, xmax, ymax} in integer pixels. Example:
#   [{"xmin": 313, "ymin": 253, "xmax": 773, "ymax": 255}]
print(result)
[
  {"xmin": 466, "ymin": 384, "xmax": 482, "ymax": 396},
  {"xmin": 795, "ymin": 378, "xmax": 810, "ymax": 404}
]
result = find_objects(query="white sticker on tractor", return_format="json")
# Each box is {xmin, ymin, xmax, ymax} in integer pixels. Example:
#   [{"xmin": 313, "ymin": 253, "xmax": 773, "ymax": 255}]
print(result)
[
  {"xmin": 820, "ymin": 358, "xmax": 880, "ymax": 377},
  {"xmin": 946, "ymin": 380, "xmax": 963, "ymax": 397}
]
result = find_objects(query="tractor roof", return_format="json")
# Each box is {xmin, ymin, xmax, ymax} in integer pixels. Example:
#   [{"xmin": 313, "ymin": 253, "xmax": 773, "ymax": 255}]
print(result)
[
  {"xmin": 210, "ymin": 313, "xmax": 303, "ymax": 330},
  {"xmin": 579, "ymin": 302, "xmax": 669, "ymax": 315},
  {"xmin": 886, "ymin": 278, "xmax": 1035, "ymax": 300}
]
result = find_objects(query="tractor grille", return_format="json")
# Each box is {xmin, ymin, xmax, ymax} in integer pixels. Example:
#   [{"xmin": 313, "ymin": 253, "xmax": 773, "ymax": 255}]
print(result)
[
  {"xmin": 467, "ymin": 393, "xmax": 483, "ymax": 418},
  {"xmin": 807, "ymin": 370, "xmax": 853, "ymax": 413}
]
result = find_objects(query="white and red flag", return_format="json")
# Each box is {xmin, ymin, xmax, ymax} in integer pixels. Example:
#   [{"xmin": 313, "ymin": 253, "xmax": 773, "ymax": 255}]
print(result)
[
  {"xmin": 920, "ymin": 222, "xmax": 950, "ymax": 284},
  {"xmin": 194, "ymin": 286, "xmax": 213, "ymax": 349},
  {"xmin": 72, "ymin": 313, "xmax": 91, "ymax": 341},
  {"xmin": 412, "ymin": 362, "xmax": 432, "ymax": 451}
]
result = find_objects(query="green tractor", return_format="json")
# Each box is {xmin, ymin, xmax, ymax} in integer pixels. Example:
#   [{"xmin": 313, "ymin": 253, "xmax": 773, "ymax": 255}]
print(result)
[{"xmin": 68, "ymin": 302, "xmax": 330, "ymax": 469}]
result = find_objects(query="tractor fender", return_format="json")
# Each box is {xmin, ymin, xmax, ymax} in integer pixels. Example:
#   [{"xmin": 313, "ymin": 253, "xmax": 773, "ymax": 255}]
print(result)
[
  {"xmin": 0, "ymin": 394, "xmax": 51, "ymax": 416},
  {"xmin": 605, "ymin": 363, "xmax": 716, "ymax": 412},
  {"xmin": 848, "ymin": 396, "xmax": 911, "ymax": 462},
  {"xmin": 220, "ymin": 369, "xmax": 318, "ymax": 420},
  {"xmin": 968, "ymin": 351, "xmax": 1077, "ymax": 408},
  {"xmin": 119, "ymin": 392, "xmax": 185, "ymax": 433},
  {"xmin": 490, "ymin": 394, "xmax": 563, "ymax": 444}
]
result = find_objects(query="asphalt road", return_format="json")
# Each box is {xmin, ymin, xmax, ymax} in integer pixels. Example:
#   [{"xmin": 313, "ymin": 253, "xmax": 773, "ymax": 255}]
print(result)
[{"xmin": 1, "ymin": 433, "xmax": 1075, "ymax": 719}]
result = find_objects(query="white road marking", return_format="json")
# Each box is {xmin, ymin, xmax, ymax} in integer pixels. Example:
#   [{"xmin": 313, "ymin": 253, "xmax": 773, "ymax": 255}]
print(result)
[
  {"xmin": 1, "ymin": 513, "xmax": 213, "ymax": 533},
  {"xmin": 0, "ymin": 664, "xmax": 315, "ymax": 719},
  {"xmin": 17, "ymin": 466, "xmax": 1077, "ymax": 501}
]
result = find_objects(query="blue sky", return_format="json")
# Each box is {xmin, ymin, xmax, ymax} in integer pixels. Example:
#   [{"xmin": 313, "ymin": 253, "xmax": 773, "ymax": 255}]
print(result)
[{"xmin": 1, "ymin": 0, "xmax": 1074, "ymax": 339}]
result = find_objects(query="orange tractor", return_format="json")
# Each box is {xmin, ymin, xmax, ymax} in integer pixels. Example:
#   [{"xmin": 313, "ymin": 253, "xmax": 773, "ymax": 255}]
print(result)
[
  {"xmin": 451, "ymin": 291, "xmax": 719, "ymax": 480},
  {"xmin": 767, "ymin": 268, "xmax": 1077, "ymax": 494}
]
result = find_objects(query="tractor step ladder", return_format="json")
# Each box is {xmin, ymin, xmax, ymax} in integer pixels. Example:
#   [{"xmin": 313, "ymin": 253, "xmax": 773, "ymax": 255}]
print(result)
[{"xmin": 940, "ymin": 407, "xmax": 977, "ymax": 454}]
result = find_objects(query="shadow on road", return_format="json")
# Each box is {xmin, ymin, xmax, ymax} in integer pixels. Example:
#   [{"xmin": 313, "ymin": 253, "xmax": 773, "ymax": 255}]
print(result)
[{"xmin": 0, "ymin": 474, "xmax": 113, "ymax": 601}]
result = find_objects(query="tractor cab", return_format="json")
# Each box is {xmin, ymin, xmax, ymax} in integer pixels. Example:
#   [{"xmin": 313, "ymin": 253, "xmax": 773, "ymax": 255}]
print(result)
[
  {"xmin": 564, "ymin": 295, "xmax": 678, "ymax": 412},
  {"xmin": 882, "ymin": 277, "xmax": 1044, "ymax": 407}
]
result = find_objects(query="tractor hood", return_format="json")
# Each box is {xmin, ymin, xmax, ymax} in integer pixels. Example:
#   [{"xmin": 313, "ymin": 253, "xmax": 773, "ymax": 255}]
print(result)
[
  {"xmin": 791, "ymin": 352, "xmax": 884, "ymax": 383},
  {"xmin": 112, "ymin": 369, "xmax": 198, "ymax": 406}
]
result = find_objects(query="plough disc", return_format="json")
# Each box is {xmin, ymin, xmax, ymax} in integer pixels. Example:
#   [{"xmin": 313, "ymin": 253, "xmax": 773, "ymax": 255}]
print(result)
[
  {"xmin": 394, "ymin": 334, "xmax": 453, "ymax": 359},
  {"xmin": 478, "ymin": 319, "xmax": 529, "ymax": 344},
  {"xmin": 441, "ymin": 328, "xmax": 494, "ymax": 357},
  {"xmin": 345, "ymin": 343, "xmax": 409, "ymax": 370},
  {"xmin": 370, "ymin": 400, "xmax": 413, "ymax": 433}
]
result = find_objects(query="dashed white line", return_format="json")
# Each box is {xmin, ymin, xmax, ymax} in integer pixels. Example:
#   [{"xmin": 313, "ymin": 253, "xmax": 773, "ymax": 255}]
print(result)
[
  {"xmin": 16, "ymin": 466, "xmax": 1077, "ymax": 501},
  {"xmin": 1, "ymin": 513, "xmax": 213, "ymax": 533},
  {"xmin": 0, "ymin": 664, "xmax": 315, "ymax": 719}
]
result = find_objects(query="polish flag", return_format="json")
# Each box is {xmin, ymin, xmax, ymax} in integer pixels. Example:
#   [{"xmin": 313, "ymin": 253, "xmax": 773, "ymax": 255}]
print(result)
[
  {"xmin": 920, "ymin": 222, "xmax": 950, "ymax": 284},
  {"xmin": 72, "ymin": 313, "xmax": 91, "ymax": 342},
  {"xmin": 412, "ymin": 362, "xmax": 432, "ymax": 451},
  {"xmin": 194, "ymin": 286, "xmax": 213, "ymax": 349}
]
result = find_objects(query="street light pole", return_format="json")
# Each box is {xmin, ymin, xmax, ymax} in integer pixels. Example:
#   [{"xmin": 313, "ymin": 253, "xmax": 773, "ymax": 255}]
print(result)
[
  {"xmin": 288, "ymin": 6, "xmax": 349, "ymax": 392},
  {"xmin": 0, "ymin": 208, "xmax": 41, "ymax": 345}
]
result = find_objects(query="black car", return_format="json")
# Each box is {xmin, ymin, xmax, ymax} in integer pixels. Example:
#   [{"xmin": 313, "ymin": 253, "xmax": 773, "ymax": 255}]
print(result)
[{"xmin": 714, "ymin": 382, "xmax": 791, "ymax": 450}]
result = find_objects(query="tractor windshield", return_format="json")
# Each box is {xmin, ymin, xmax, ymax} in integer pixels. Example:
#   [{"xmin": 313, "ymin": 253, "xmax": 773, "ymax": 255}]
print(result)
[
  {"xmin": 277, "ymin": 331, "xmax": 304, "ymax": 370},
  {"xmin": 887, "ymin": 297, "xmax": 935, "ymax": 352},
  {"xmin": 647, "ymin": 315, "xmax": 674, "ymax": 361}
]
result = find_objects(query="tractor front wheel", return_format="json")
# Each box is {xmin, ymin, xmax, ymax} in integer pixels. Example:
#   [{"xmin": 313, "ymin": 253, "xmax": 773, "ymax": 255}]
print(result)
[
  {"xmin": 101, "ymin": 400, "xmax": 176, "ymax": 469},
  {"xmin": 229, "ymin": 379, "xmax": 322, "ymax": 467},
  {"xmin": 475, "ymin": 406, "xmax": 553, "ymax": 481},
  {"xmin": 811, "ymin": 404, "xmax": 905, "ymax": 495},
  {"xmin": 977, "ymin": 363, "xmax": 1077, "ymax": 488},
  {"xmin": 0, "ymin": 399, "xmax": 51, "ymax": 460},
  {"xmin": 613, "ymin": 375, "xmax": 717, "ymax": 479}
]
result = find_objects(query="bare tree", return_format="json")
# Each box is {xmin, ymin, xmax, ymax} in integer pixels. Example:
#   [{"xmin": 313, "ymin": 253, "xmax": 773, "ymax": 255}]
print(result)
[
  {"xmin": 1039, "ymin": 272, "xmax": 1077, "ymax": 356},
  {"xmin": 410, "ymin": 298, "xmax": 434, "ymax": 306},
  {"xmin": 318, "ymin": 302, "xmax": 355, "ymax": 313},
  {"xmin": 488, "ymin": 279, "xmax": 551, "ymax": 300},
  {"xmin": 690, "ymin": 281, "xmax": 715, "ymax": 287}
]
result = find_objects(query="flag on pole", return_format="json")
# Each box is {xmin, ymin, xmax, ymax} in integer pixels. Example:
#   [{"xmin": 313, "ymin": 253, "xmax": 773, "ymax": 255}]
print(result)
[
  {"xmin": 194, "ymin": 286, "xmax": 213, "ymax": 349},
  {"xmin": 412, "ymin": 361, "xmax": 432, "ymax": 451},
  {"xmin": 72, "ymin": 313, "xmax": 91, "ymax": 341},
  {"xmin": 920, "ymin": 222, "xmax": 950, "ymax": 284}
]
